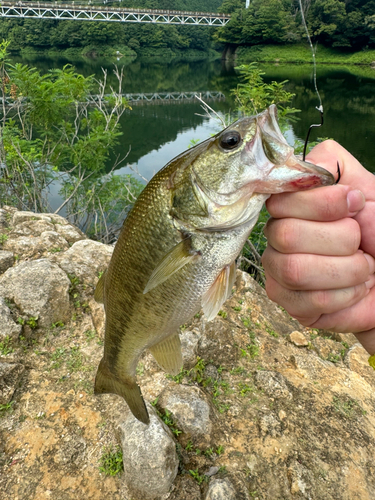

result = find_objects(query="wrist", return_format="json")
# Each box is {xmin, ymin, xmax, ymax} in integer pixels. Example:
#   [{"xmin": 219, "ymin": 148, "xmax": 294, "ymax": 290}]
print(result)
[{"xmin": 354, "ymin": 328, "xmax": 375, "ymax": 356}]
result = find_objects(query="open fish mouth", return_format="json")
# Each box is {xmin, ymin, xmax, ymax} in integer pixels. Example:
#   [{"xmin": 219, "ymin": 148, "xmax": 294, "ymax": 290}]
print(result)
[{"xmin": 241, "ymin": 104, "xmax": 335, "ymax": 194}]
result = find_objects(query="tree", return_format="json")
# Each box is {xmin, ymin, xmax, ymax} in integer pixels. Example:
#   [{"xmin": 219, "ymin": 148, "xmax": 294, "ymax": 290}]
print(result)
[{"xmin": 0, "ymin": 41, "xmax": 143, "ymax": 242}]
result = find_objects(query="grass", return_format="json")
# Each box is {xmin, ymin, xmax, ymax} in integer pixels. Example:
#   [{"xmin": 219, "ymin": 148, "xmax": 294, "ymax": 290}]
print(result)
[
  {"xmin": 99, "ymin": 446, "xmax": 124, "ymax": 476},
  {"xmin": 0, "ymin": 335, "xmax": 14, "ymax": 355},
  {"xmin": 189, "ymin": 468, "xmax": 206, "ymax": 485},
  {"xmin": 0, "ymin": 401, "xmax": 15, "ymax": 417},
  {"xmin": 236, "ymin": 44, "xmax": 375, "ymax": 66},
  {"xmin": 332, "ymin": 396, "xmax": 366, "ymax": 419},
  {"xmin": 0, "ymin": 233, "xmax": 8, "ymax": 244}
]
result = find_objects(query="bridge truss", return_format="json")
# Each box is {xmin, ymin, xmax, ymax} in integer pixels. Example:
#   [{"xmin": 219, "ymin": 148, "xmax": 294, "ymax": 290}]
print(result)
[{"xmin": 0, "ymin": 2, "xmax": 231, "ymax": 26}]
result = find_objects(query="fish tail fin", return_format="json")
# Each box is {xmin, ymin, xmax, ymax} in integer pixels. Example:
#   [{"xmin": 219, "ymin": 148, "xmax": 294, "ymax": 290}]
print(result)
[
  {"xmin": 94, "ymin": 358, "xmax": 149, "ymax": 424},
  {"xmin": 149, "ymin": 332, "xmax": 183, "ymax": 376}
]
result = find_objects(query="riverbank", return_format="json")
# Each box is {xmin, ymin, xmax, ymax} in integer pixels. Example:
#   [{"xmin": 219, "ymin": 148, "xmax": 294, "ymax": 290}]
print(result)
[
  {"xmin": 235, "ymin": 44, "xmax": 375, "ymax": 66},
  {"xmin": 14, "ymin": 45, "xmax": 221, "ymax": 64}
]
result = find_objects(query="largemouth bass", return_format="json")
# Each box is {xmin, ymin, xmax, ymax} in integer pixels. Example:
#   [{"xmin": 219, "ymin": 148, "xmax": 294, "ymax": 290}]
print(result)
[{"xmin": 94, "ymin": 105, "xmax": 334, "ymax": 424}]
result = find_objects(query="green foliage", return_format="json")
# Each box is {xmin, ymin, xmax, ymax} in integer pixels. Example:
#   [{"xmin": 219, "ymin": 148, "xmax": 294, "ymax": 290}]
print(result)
[
  {"xmin": 99, "ymin": 446, "xmax": 124, "ymax": 476},
  {"xmin": 1, "ymin": 1, "xmax": 222, "ymax": 56},
  {"xmin": 0, "ymin": 41, "xmax": 142, "ymax": 241},
  {"xmin": 331, "ymin": 396, "xmax": 367, "ymax": 419},
  {"xmin": 216, "ymin": 0, "xmax": 375, "ymax": 50},
  {"xmin": 218, "ymin": 310, "xmax": 227, "ymax": 318},
  {"xmin": 0, "ymin": 335, "xmax": 14, "ymax": 355},
  {"xmin": 189, "ymin": 468, "xmax": 207, "ymax": 485},
  {"xmin": 233, "ymin": 63, "xmax": 299, "ymax": 121},
  {"xmin": 0, "ymin": 400, "xmax": 15, "ymax": 417}
]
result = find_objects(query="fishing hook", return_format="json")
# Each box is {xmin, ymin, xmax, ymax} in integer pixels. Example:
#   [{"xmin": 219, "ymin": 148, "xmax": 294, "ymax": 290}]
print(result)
[
  {"xmin": 336, "ymin": 161, "xmax": 341, "ymax": 184},
  {"xmin": 302, "ymin": 105, "xmax": 324, "ymax": 161}
]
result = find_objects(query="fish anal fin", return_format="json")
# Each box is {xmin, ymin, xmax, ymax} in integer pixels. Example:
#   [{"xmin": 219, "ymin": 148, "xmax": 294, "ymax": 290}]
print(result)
[
  {"xmin": 202, "ymin": 261, "xmax": 237, "ymax": 322},
  {"xmin": 94, "ymin": 358, "xmax": 149, "ymax": 424},
  {"xmin": 149, "ymin": 333, "xmax": 183, "ymax": 376},
  {"xmin": 144, "ymin": 238, "xmax": 200, "ymax": 294},
  {"xmin": 94, "ymin": 269, "xmax": 107, "ymax": 304}
]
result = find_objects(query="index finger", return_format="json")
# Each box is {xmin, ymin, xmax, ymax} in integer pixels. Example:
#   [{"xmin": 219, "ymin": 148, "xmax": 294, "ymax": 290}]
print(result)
[{"xmin": 266, "ymin": 184, "xmax": 365, "ymax": 221}]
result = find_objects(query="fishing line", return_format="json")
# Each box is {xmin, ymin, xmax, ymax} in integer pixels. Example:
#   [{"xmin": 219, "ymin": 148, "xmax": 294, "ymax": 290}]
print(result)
[{"xmin": 298, "ymin": 0, "xmax": 324, "ymax": 160}]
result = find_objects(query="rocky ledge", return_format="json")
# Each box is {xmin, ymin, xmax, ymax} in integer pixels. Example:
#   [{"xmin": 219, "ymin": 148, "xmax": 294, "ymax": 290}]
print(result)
[{"xmin": 1, "ymin": 205, "xmax": 375, "ymax": 500}]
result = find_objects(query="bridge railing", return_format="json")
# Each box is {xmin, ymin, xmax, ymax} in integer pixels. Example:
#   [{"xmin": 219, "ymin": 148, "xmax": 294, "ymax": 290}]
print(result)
[{"xmin": 0, "ymin": 1, "xmax": 230, "ymax": 19}]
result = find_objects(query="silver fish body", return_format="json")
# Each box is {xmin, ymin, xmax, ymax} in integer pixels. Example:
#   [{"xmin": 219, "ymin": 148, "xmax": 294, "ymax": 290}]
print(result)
[{"xmin": 94, "ymin": 105, "xmax": 334, "ymax": 423}]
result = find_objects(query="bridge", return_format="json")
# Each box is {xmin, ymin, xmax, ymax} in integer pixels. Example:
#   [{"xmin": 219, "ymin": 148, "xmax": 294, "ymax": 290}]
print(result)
[
  {"xmin": 0, "ymin": 91, "xmax": 226, "ymax": 106},
  {"xmin": 121, "ymin": 91, "xmax": 226, "ymax": 104},
  {"xmin": 0, "ymin": 1, "xmax": 231, "ymax": 25}
]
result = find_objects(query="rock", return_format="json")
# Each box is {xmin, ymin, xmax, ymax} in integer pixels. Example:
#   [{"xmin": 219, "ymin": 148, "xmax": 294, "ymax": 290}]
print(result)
[
  {"xmin": 9, "ymin": 219, "xmax": 55, "ymax": 237},
  {"xmin": 254, "ymin": 370, "xmax": 292, "ymax": 399},
  {"xmin": 169, "ymin": 476, "xmax": 201, "ymax": 500},
  {"xmin": 158, "ymin": 384, "xmax": 212, "ymax": 446},
  {"xmin": 12, "ymin": 210, "xmax": 54, "ymax": 225},
  {"xmin": 329, "ymin": 331, "xmax": 358, "ymax": 347},
  {"xmin": 0, "ymin": 259, "xmax": 71, "ymax": 329},
  {"xmin": 289, "ymin": 331, "xmax": 308, "ymax": 347},
  {"xmin": 40, "ymin": 231, "xmax": 70, "ymax": 252},
  {"xmin": 313, "ymin": 336, "xmax": 344, "ymax": 362},
  {"xmin": 53, "ymin": 239, "xmax": 113, "ymax": 285},
  {"xmin": 180, "ymin": 329, "xmax": 200, "ymax": 369},
  {"xmin": 259, "ymin": 413, "xmax": 281, "ymax": 437},
  {"xmin": 2, "ymin": 236, "xmax": 41, "ymax": 258},
  {"xmin": 118, "ymin": 403, "xmax": 178, "ymax": 500},
  {"xmin": 0, "ymin": 251, "xmax": 14, "ymax": 274},
  {"xmin": 54, "ymin": 223, "xmax": 86, "ymax": 243},
  {"xmin": 0, "ymin": 362, "xmax": 24, "ymax": 404},
  {"xmin": 204, "ymin": 479, "xmax": 237, "ymax": 500},
  {"xmin": 88, "ymin": 298, "xmax": 106, "ymax": 337},
  {"xmin": 0, "ymin": 297, "xmax": 22, "ymax": 340},
  {"xmin": 0, "ymin": 209, "xmax": 10, "ymax": 230},
  {"xmin": 204, "ymin": 364, "xmax": 219, "ymax": 382},
  {"xmin": 205, "ymin": 466, "xmax": 220, "ymax": 477},
  {"xmin": 345, "ymin": 343, "xmax": 375, "ymax": 387},
  {"xmin": 3, "ymin": 232, "xmax": 69, "ymax": 259},
  {"xmin": 287, "ymin": 461, "xmax": 312, "ymax": 496}
]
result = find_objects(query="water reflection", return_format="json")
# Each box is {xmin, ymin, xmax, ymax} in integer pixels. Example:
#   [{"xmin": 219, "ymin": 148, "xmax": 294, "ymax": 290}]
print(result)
[{"xmin": 8, "ymin": 54, "xmax": 375, "ymax": 174}]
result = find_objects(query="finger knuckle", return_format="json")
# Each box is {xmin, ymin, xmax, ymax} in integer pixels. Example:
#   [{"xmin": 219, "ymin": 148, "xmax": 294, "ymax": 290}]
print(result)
[
  {"xmin": 318, "ymin": 187, "xmax": 346, "ymax": 220},
  {"xmin": 280, "ymin": 254, "xmax": 304, "ymax": 288},
  {"xmin": 345, "ymin": 219, "xmax": 361, "ymax": 254},
  {"xmin": 311, "ymin": 290, "xmax": 331, "ymax": 311}
]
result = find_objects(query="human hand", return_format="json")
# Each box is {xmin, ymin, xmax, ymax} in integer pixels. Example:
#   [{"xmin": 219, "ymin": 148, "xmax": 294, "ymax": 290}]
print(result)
[{"xmin": 262, "ymin": 140, "xmax": 375, "ymax": 354}]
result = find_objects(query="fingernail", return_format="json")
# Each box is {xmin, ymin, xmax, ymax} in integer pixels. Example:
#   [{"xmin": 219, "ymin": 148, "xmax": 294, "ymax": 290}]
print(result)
[{"xmin": 347, "ymin": 190, "xmax": 365, "ymax": 213}]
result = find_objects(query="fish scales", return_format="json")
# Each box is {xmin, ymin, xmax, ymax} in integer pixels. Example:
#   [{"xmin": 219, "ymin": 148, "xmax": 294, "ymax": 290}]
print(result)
[{"xmin": 94, "ymin": 105, "xmax": 335, "ymax": 423}]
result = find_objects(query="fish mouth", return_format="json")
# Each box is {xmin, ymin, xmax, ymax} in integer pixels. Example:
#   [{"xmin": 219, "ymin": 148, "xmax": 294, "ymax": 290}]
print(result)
[
  {"xmin": 256, "ymin": 157, "xmax": 335, "ymax": 194},
  {"xmin": 244, "ymin": 105, "xmax": 335, "ymax": 194}
]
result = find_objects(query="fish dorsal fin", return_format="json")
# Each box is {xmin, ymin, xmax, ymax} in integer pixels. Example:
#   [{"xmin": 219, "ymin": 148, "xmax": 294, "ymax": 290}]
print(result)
[
  {"xmin": 202, "ymin": 261, "xmax": 237, "ymax": 321},
  {"xmin": 94, "ymin": 269, "xmax": 107, "ymax": 304},
  {"xmin": 149, "ymin": 333, "xmax": 183, "ymax": 376},
  {"xmin": 143, "ymin": 238, "xmax": 200, "ymax": 294}
]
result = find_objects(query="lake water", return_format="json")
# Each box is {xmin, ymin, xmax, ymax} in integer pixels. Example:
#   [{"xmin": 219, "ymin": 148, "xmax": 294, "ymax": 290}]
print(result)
[{"xmin": 11, "ymin": 53, "xmax": 375, "ymax": 209}]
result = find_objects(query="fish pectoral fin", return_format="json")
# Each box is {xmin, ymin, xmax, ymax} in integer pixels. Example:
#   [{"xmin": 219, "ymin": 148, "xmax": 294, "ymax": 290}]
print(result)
[
  {"xmin": 149, "ymin": 333, "xmax": 183, "ymax": 376},
  {"xmin": 94, "ymin": 358, "xmax": 149, "ymax": 424},
  {"xmin": 202, "ymin": 261, "xmax": 237, "ymax": 322},
  {"xmin": 94, "ymin": 269, "xmax": 107, "ymax": 304},
  {"xmin": 143, "ymin": 238, "xmax": 200, "ymax": 294}
]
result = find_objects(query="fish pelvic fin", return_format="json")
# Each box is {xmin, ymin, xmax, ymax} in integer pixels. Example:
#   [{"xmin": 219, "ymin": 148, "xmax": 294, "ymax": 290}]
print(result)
[
  {"xmin": 94, "ymin": 269, "xmax": 107, "ymax": 304},
  {"xmin": 149, "ymin": 333, "xmax": 183, "ymax": 376},
  {"xmin": 94, "ymin": 358, "xmax": 150, "ymax": 424},
  {"xmin": 143, "ymin": 238, "xmax": 200, "ymax": 294},
  {"xmin": 202, "ymin": 261, "xmax": 237, "ymax": 322}
]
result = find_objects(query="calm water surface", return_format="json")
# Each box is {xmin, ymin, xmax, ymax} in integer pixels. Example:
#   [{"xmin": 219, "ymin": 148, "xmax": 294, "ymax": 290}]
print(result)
[{"xmin": 12, "ymin": 53, "xmax": 375, "ymax": 187}]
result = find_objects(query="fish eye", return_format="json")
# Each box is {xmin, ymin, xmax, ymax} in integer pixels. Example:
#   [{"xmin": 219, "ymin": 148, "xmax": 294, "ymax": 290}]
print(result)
[{"xmin": 219, "ymin": 131, "xmax": 242, "ymax": 151}]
